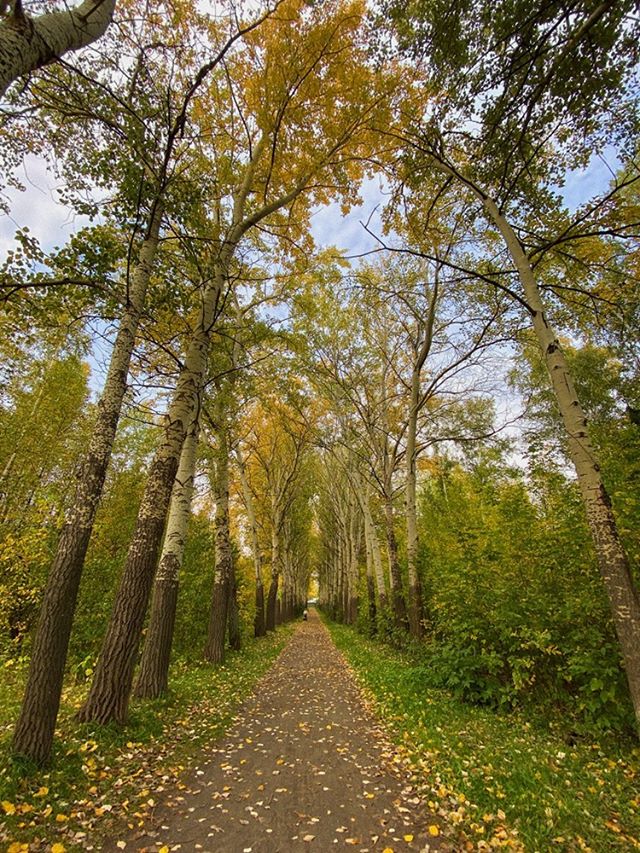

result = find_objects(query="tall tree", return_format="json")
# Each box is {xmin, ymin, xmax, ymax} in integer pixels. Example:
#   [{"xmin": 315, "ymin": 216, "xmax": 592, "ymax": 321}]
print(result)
[
  {"xmin": 11, "ymin": 0, "xmax": 281, "ymax": 763},
  {"xmin": 382, "ymin": 0, "xmax": 640, "ymax": 723},
  {"xmin": 77, "ymin": 0, "xmax": 393, "ymax": 725}
]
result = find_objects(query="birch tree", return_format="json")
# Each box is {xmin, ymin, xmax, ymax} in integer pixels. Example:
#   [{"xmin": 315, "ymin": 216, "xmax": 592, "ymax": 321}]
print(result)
[
  {"xmin": 76, "ymin": 0, "xmax": 395, "ymax": 725},
  {"xmin": 381, "ymin": 0, "xmax": 640, "ymax": 723},
  {"xmin": 0, "ymin": 0, "xmax": 115, "ymax": 98}
]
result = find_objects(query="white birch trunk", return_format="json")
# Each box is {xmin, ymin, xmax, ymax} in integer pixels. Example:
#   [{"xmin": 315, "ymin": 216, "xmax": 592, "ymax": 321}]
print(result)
[
  {"xmin": 134, "ymin": 416, "xmax": 199, "ymax": 698},
  {"xmin": 1, "ymin": 0, "xmax": 115, "ymax": 96},
  {"xmin": 406, "ymin": 364, "xmax": 423, "ymax": 638},
  {"xmin": 484, "ymin": 196, "xmax": 640, "ymax": 727},
  {"xmin": 353, "ymin": 471, "xmax": 388, "ymax": 608},
  {"xmin": 236, "ymin": 446, "xmax": 265, "ymax": 636}
]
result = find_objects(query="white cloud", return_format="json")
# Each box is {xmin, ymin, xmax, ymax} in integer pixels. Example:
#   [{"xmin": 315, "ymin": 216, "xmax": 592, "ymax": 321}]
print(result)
[
  {"xmin": 0, "ymin": 155, "xmax": 91, "ymax": 256},
  {"xmin": 310, "ymin": 176, "xmax": 388, "ymax": 257}
]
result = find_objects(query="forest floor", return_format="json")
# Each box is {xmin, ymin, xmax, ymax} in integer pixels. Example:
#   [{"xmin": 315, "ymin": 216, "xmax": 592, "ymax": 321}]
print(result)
[
  {"xmin": 102, "ymin": 608, "xmax": 444, "ymax": 853},
  {"xmin": 2, "ymin": 614, "xmax": 638, "ymax": 852}
]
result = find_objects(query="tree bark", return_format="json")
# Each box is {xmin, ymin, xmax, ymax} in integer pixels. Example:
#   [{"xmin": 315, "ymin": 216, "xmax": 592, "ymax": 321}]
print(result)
[
  {"xmin": 236, "ymin": 447, "xmax": 265, "ymax": 637},
  {"xmin": 266, "ymin": 506, "xmax": 281, "ymax": 631},
  {"xmin": 204, "ymin": 414, "xmax": 232, "ymax": 665},
  {"xmin": 265, "ymin": 570, "xmax": 279, "ymax": 632},
  {"xmin": 406, "ymin": 364, "xmax": 424, "ymax": 639},
  {"xmin": 384, "ymin": 494, "xmax": 408, "ymax": 631},
  {"xmin": 228, "ymin": 554, "xmax": 242, "ymax": 651},
  {"xmin": 485, "ymin": 196, "xmax": 640, "ymax": 727},
  {"xmin": 354, "ymin": 474, "xmax": 388, "ymax": 613},
  {"xmin": 11, "ymin": 204, "xmax": 162, "ymax": 764},
  {"xmin": 76, "ymin": 265, "xmax": 224, "ymax": 724},
  {"xmin": 134, "ymin": 417, "xmax": 199, "ymax": 699},
  {"xmin": 254, "ymin": 580, "xmax": 265, "ymax": 638},
  {"xmin": 1, "ymin": 0, "xmax": 116, "ymax": 97}
]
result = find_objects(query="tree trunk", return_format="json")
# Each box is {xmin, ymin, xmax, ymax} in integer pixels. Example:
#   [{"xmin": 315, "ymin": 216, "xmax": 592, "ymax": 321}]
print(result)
[
  {"xmin": 363, "ymin": 514, "xmax": 376, "ymax": 634},
  {"xmin": 254, "ymin": 581, "xmax": 265, "ymax": 638},
  {"xmin": 384, "ymin": 495, "xmax": 408, "ymax": 631},
  {"xmin": 266, "ymin": 571, "xmax": 279, "ymax": 632},
  {"xmin": 77, "ymin": 267, "xmax": 224, "ymax": 724},
  {"xmin": 1, "ymin": 0, "xmax": 116, "ymax": 97},
  {"xmin": 406, "ymin": 366, "xmax": 424, "ymax": 639},
  {"xmin": 204, "ymin": 415, "xmax": 232, "ymax": 665},
  {"xmin": 235, "ymin": 447, "xmax": 265, "ymax": 637},
  {"xmin": 366, "ymin": 573, "xmax": 377, "ymax": 636},
  {"xmin": 353, "ymin": 472, "xmax": 388, "ymax": 613},
  {"xmin": 266, "ymin": 512, "xmax": 281, "ymax": 631},
  {"xmin": 228, "ymin": 555, "xmax": 242, "ymax": 651},
  {"xmin": 348, "ymin": 508, "xmax": 361, "ymax": 624},
  {"xmin": 485, "ymin": 196, "xmax": 640, "ymax": 727},
  {"xmin": 134, "ymin": 417, "xmax": 199, "ymax": 699},
  {"xmin": 12, "ymin": 204, "xmax": 163, "ymax": 763}
]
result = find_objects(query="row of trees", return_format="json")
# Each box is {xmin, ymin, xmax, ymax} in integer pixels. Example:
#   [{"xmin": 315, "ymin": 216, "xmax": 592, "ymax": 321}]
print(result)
[
  {"xmin": 0, "ymin": 0, "xmax": 638, "ymax": 766},
  {"xmin": 310, "ymin": 255, "xmax": 638, "ymax": 731}
]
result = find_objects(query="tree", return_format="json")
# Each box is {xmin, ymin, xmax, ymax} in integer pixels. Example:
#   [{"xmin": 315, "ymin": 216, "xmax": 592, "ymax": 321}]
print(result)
[
  {"xmin": 11, "ymin": 0, "xmax": 281, "ymax": 763},
  {"xmin": 0, "ymin": 0, "xmax": 115, "ymax": 98},
  {"xmin": 381, "ymin": 0, "xmax": 640, "ymax": 726},
  {"xmin": 204, "ymin": 388, "xmax": 233, "ymax": 665},
  {"xmin": 76, "ymin": 0, "xmax": 392, "ymax": 726},
  {"xmin": 133, "ymin": 415, "xmax": 199, "ymax": 699}
]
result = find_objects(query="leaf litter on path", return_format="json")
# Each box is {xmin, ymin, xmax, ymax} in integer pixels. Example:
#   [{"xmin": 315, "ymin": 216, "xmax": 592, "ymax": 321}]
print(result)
[{"xmin": 105, "ymin": 610, "xmax": 450, "ymax": 852}]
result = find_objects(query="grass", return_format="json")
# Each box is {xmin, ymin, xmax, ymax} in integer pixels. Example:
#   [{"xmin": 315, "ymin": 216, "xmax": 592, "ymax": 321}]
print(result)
[
  {"xmin": 0, "ymin": 625, "xmax": 294, "ymax": 851},
  {"xmin": 326, "ymin": 620, "xmax": 640, "ymax": 853}
]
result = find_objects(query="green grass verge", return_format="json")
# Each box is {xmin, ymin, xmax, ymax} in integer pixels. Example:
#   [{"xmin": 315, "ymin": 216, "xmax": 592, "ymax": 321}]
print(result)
[
  {"xmin": 0, "ymin": 625, "xmax": 294, "ymax": 851},
  {"xmin": 326, "ymin": 620, "xmax": 639, "ymax": 853}
]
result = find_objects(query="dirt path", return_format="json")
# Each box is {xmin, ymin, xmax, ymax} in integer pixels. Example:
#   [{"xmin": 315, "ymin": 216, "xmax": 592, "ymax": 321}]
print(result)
[{"xmin": 108, "ymin": 611, "xmax": 443, "ymax": 853}]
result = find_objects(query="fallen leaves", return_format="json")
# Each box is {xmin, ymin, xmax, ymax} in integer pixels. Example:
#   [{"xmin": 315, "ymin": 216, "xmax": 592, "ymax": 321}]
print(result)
[{"xmin": 0, "ymin": 629, "xmax": 293, "ymax": 851}]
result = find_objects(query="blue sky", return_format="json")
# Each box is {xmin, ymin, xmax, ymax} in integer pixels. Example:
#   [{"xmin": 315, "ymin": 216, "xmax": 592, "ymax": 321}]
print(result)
[
  {"xmin": 1, "ymin": 148, "xmax": 618, "ymax": 263},
  {"xmin": 0, "ymin": 148, "xmax": 619, "ymax": 402}
]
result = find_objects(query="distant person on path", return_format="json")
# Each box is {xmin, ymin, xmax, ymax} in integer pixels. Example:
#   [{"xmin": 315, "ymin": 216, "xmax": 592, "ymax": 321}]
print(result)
[{"xmin": 303, "ymin": 608, "xmax": 308, "ymax": 621}]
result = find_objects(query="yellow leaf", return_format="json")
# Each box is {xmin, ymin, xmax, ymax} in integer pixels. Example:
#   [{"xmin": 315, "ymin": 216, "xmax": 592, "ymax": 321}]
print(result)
[
  {"xmin": 429, "ymin": 825, "xmax": 440, "ymax": 836},
  {"xmin": 52, "ymin": 844, "xmax": 66, "ymax": 853},
  {"xmin": 35, "ymin": 786, "xmax": 49, "ymax": 797},
  {"xmin": 55, "ymin": 813, "xmax": 68, "ymax": 822},
  {"xmin": 403, "ymin": 835, "xmax": 414, "ymax": 842},
  {"xmin": 7, "ymin": 844, "xmax": 29, "ymax": 853},
  {"xmin": 159, "ymin": 847, "xmax": 170, "ymax": 853},
  {"xmin": 382, "ymin": 848, "xmax": 394, "ymax": 853},
  {"xmin": 2, "ymin": 800, "xmax": 16, "ymax": 815}
]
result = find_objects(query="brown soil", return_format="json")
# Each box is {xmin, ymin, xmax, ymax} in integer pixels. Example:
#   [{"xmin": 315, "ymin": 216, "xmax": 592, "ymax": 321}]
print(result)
[{"xmin": 106, "ymin": 610, "xmax": 445, "ymax": 853}]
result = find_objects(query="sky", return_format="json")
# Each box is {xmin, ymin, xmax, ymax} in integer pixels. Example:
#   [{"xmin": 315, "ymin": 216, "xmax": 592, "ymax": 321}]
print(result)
[
  {"xmin": 0, "ymin": 146, "xmax": 619, "ymax": 405},
  {"xmin": 1, "ymin": 145, "xmax": 618, "ymax": 261}
]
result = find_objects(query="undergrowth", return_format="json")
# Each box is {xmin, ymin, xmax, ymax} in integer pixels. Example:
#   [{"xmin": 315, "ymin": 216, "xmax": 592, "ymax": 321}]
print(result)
[{"xmin": 327, "ymin": 620, "xmax": 640, "ymax": 853}]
